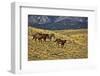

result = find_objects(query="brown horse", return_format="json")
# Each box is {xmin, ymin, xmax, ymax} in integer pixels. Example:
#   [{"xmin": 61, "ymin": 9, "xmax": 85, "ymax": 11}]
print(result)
[
  {"xmin": 32, "ymin": 33, "xmax": 54, "ymax": 42},
  {"xmin": 40, "ymin": 33, "xmax": 49, "ymax": 41},
  {"xmin": 32, "ymin": 32, "xmax": 43, "ymax": 41},
  {"xmin": 48, "ymin": 33, "xmax": 55, "ymax": 41},
  {"xmin": 54, "ymin": 38, "xmax": 66, "ymax": 48}
]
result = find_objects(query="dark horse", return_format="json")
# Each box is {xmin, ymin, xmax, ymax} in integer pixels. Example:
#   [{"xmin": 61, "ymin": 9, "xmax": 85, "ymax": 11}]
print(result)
[
  {"xmin": 32, "ymin": 32, "xmax": 42, "ymax": 41},
  {"xmin": 47, "ymin": 33, "xmax": 55, "ymax": 41},
  {"xmin": 54, "ymin": 38, "xmax": 66, "ymax": 48},
  {"xmin": 40, "ymin": 33, "xmax": 49, "ymax": 41},
  {"xmin": 32, "ymin": 33, "xmax": 55, "ymax": 42}
]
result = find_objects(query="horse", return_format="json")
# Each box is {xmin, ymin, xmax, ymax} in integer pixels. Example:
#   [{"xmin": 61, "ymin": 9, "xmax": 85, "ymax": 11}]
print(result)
[
  {"xmin": 32, "ymin": 32, "xmax": 43, "ymax": 41},
  {"xmin": 54, "ymin": 38, "xmax": 66, "ymax": 48},
  {"xmin": 40, "ymin": 33, "xmax": 49, "ymax": 41},
  {"xmin": 32, "ymin": 32, "xmax": 55, "ymax": 42},
  {"xmin": 48, "ymin": 33, "xmax": 55, "ymax": 41}
]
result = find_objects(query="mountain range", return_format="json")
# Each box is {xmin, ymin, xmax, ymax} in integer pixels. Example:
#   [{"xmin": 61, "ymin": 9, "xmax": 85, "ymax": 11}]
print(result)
[{"xmin": 28, "ymin": 15, "xmax": 88, "ymax": 30}]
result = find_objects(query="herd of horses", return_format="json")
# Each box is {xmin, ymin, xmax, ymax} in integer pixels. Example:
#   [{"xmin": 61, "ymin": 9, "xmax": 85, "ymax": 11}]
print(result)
[{"xmin": 32, "ymin": 32, "xmax": 69, "ymax": 48}]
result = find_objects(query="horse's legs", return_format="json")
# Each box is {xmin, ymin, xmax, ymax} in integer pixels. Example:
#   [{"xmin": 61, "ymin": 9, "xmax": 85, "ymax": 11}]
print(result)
[
  {"xmin": 34, "ymin": 38, "xmax": 37, "ymax": 41},
  {"xmin": 32, "ymin": 36, "xmax": 34, "ymax": 40},
  {"xmin": 61, "ymin": 44, "xmax": 64, "ymax": 48},
  {"xmin": 43, "ymin": 37, "xmax": 46, "ymax": 42},
  {"xmin": 38, "ymin": 38, "xmax": 42, "ymax": 43}
]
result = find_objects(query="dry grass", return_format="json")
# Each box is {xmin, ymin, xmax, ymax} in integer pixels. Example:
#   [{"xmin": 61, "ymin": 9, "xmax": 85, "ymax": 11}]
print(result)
[{"xmin": 28, "ymin": 26, "xmax": 88, "ymax": 61}]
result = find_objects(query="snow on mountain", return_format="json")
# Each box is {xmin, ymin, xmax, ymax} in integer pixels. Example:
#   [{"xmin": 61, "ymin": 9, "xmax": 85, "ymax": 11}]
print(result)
[
  {"xmin": 38, "ymin": 16, "xmax": 50, "ymax": 24},
  {"xmin": 28, "ymin": 15, "xmax": 88, "ymax": 30},
  {"xmin": 54, "ymin": 16, "xmax": 68, "ymax": 22},
  {"xmin": 28, "ymin": 15, "xmax": 51, "ymax": 24}
]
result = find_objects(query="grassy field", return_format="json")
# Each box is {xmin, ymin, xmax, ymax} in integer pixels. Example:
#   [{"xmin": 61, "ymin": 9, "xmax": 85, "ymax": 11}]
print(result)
[{"xmin": 28, "ymin": 26, "xmax": 88, "ymax": 61}]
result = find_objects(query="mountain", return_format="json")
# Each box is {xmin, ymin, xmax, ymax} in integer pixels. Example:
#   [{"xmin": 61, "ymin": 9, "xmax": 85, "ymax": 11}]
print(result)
[{"xmin": 28, "ymin": 15, "xmax": 88, "ymax": 30}]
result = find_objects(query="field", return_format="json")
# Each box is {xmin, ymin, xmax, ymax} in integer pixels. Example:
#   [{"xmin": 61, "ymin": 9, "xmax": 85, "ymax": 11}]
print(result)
[{"xmin": 28, "ymin": 26, "xmax": 88, "ymax": 61}]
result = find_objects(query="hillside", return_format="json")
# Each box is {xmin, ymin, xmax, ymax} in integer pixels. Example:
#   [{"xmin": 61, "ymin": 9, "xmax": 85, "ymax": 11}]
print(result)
[{"xmin": 28, "ymin": 26, "xmax": 88, "ymax": 60}]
